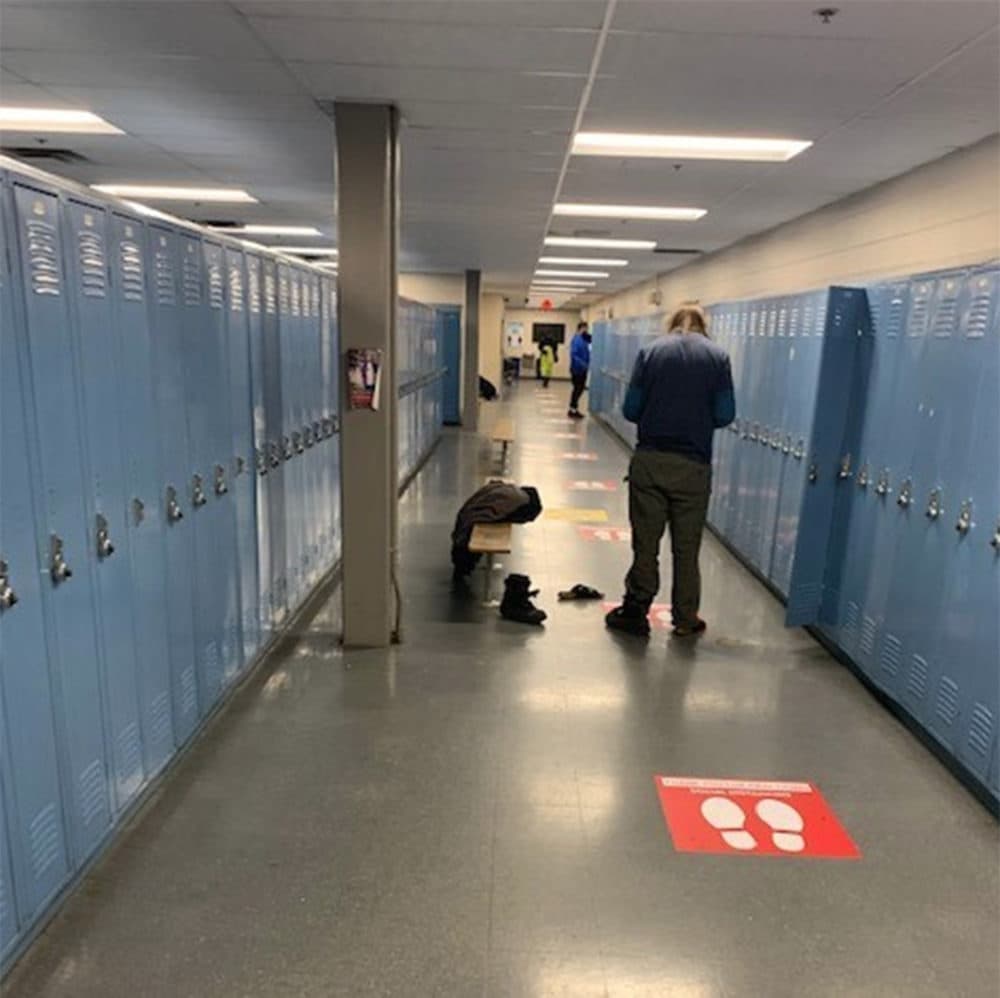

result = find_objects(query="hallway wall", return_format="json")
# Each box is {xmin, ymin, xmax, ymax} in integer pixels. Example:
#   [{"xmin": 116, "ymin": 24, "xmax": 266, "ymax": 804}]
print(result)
[
  {"xmin": 503, "ymin": 307, "xmax": 583, "ymax": 381},
  {"xmin": 585, "ymin": 136, "xmax": 1000, "ymax": 320}
]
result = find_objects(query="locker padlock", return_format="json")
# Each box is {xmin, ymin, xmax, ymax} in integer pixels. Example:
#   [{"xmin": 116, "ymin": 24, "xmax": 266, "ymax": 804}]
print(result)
[
  {"xmin": 856, "ymin": 463, "xmax": 870, "ymax": 489},
  {"xmin": 896, "ymin": 478, "xmax": 913, "ymax": 509},
  {"xmin": 132, "ymin": 497, "xmax": 146, "ymax": 526},
  {"xmin": 166, "ymin": 486, "xmax": 184, "ymax": 523},
  {"xmin": 269, "ymin": 442, "xmax": 282, "ymax": 468},
  {"xmin": 838, "ymin": 454, "xmax": 852, "ymax": 480},
  {"xmin": 925, "ymin": 488, "xmax": 943, "ymax": 521},
  {"xmin": 955, "ymin": 499, "xmax": 973, "ymax": 535},
  {"xmin": 808, "ymin": 463, "xmax": 819, "ymax": 484},
  {"xmin": 234, "ymin": 455, "xmax": 246, "ymax": 477},
  {"xmin": 192, "ymin": 474, "xmax": 207, "ymax": 508},
  {"xmin": 793, "ymin": 439, "xmax": 805, "ymax": 461},
  {"xmin": 991, "ymin": 520, "xmax": 1000, "ymax": 551},
  {"xmin": 282, "ymin": 436, "xmax": 293, "ymax": 460},
  {"xmin": 782, "ymin": 434, "xmax": 792, "ymax": 455},
  {"xmin": 49, "ymin": 534, "xmax": 72, "ymax": 584},
  {"xmin": 256, "ymin": 448, "xmax": 267, "ymax": 475},
  {"xmin": 292, "ymin": 431, "xmax": 304, "ymax": 455},
  {"xmin": 0, "ymin": 559, "xmax": 18, "ymax": 611},
  {"xmin": 213, "ymin": 464, "xmax": 228, "ymax": 496},
  {"xmin": 95, "ymin": 513, "xmax": 115, "ymax": 559},
  {"xmin": 875, "ymin": 469, "xmax": 891, "ymax": 497}
]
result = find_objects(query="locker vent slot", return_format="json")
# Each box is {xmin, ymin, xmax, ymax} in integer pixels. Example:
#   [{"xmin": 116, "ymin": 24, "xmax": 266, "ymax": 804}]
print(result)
[
  {"xmin": 964, "ymin": 283, "xmax": 992, "ymax": 338},
  {"xmin": 150, "ymin": 690, "xmax": 172, "ymax": 750},
  {"xmin": 116, "ymin": 722, "xmax": 143, "ymax": 789},
  {"xmin": 777, "ymin": 307, "xmax": 788, "ymax": 337},
  {"xmin": 77, "ymin": 229, "xmax": 107, "ymax": 298},
  {"xmin": 880, "ymin": 635, "xmax": 902, "ymax": 678},
  {"xmin": 25, "ymin": 218, "xmax": 61, "ymax": 296},
  {"xmin": 180, "ymin": 665, "xmax": 197, "ymax": 719},
  {"xmin": 860, "ymin": 615, "xmax": 877, "ymax": 658},
  {"xmin": 154, "ymin": 250, "xmax": 176, "ymax": 306},
  {"xmin": 933, "ymin": 677, "xmax": 960, "ymax": 728},
  {"xmin": 787, "ymin": 581, "xmax": 821, "ymax": 618},
  {"xmin": 118, "ymin": 239, "xmax": 144, "ymax": 302},
  {"xmin": 843, "ymin": 601, "xmax": 861, "ymax": 650},
  {"xmin": 78, "ymin": 759, "xmax": 108, "ymax": 828},
  {"xmin": 966, "ymin": 703, "xmax": 994, "ymax": 759},
  {"xmin": 278, "ymin": 273, "xmax": 289, "ymax": 313},
  {"xmin": 291, "ymin": 276, "xmax": 301, "ymax": 317},
  {"xmin": 204, "ymin": 640, "xmax": 221, "ymax": 690},
  {"xmin": 907, "ymin": 655, "xmax": 929, "ymax": 703},
  {"xmin": 789, "ymin": 305, "xmax": 800, "ymax": 336},
  {"xmin": 931, "ymin": 283, "xmax": 960, "ymax": 337},
  {"xmin": 207, "ymin": 261, "xmax": 224, "ymax": 310},
  {"xmin": 908, "ymin": 284, "xmax": 932, "ymax": 337},
  {"xmin": 228, "ymin": 264, "xmax": 244, "ymax": 312},
  {"xmin": 886, "ymin": 293, "xmax": 906, "ymax": 337},
  {"xmin": 802, "ymin": 304, "xmax": 813, "ymax": 336},
  {"xmin": 312, "ymin": 283, "xmax": 320, "ymax": 316},
  {"xmin": 29, "ymin": 802, "xmax": 61, "ymax": 880},
  {"xmin": 248, "ymin": 264, "xmax": 261, "ymax": 314},
  {"xmin": 182, "ymin": 253, "xmax": 202, "ymax": 307},
  {"xmin": 264, "ymin": 271, "xmax": 276, "ymax": 315}
]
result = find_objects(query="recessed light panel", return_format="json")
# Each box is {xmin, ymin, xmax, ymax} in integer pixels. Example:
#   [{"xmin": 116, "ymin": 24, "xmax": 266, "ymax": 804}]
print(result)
[
  {"xmin": 0, "ymin": 107, "xmax": 123, "ymax": 134},
  {"xmin": 267, "ymin": 247, "xmax": 338, "ymax": 256},
  {"xmin": 221, "ymin": 225, "xmax": 323, "ymax": 236},
  {"xmin": 545, "ymin": 236, "xmax": 656, "ymax": 250},
  {"xmin": 94, "ymin": 184, "xmax": 257, "ymax": 203},
  {"xmin": 538, "ymin": 257, "xmax": 628, "ymax": 267},
  {"xmin": 573, "ymin": 132, "xmax": 812, "ymax": 162},
  {"xmin": 535, "ymin": 269, "xmax": 610, "ymax": 279},
  {"xmin": 554, "ymin": 203, "xmax": 705, "ymax": 220}
]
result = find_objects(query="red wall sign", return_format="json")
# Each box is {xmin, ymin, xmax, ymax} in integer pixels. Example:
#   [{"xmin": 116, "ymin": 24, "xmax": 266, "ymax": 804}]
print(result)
[{"xmin": 654, "ymin": 776, "xmax": 861, "ymax": 860}]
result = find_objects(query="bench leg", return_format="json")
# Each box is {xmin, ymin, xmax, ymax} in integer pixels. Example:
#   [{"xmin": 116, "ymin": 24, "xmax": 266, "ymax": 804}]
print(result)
[{"xmin": 482, "ymin": 553, "xmax": 500, "ymax": 606}]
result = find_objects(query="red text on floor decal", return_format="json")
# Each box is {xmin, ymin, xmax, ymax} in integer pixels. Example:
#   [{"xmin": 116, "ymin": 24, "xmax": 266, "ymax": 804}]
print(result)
[
  {"xmin": 654, "ymin": 776, "xmax": 861, "ymax": 860},
  {"xmin": 568, "ymin": 480, "xmax": 618, "ymax": 492},
  {"xmin": 579, "ymin": 526, "xmax": 630, "ymax": 542}
]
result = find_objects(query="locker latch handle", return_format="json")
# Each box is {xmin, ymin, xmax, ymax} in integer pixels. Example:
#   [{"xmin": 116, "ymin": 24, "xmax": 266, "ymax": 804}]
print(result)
[
  {"xmin": 313, "ymin": 420, "xmax": 322, "ymax": 444},
  {"xmin": 0, "ymin": 559, "xmax": 17, "ymax": 610},
  {"xmin": 213, "ymin": 465, "xmax": 228, "ymax": 496},
  {"xmin": 256, "ymin": 448, "xmax": 267, "ymax": 476},
  {"xmin": 925, "ymin": 488, "xmax": 943, "ymax": 521},
  {"xmin": 781, "ymin": 434, "xmax": 792, "ymax": 455},
  {"xmin": 234, "ymin": 455, "xmax": 246, "ymax": 478},
  {"xmin": 303, "ymin": 425, "xmax": 314, "ymax": 449},
  {"xmin": 954, "ymin": 500, "xmax": 973, "ymax": 535},
  {"xmin": 49, "ymin": 534, "xmax": 72, "ymax": 584},
  {"xmin": 875, "ymin": 469, "xmax": 891, "ymax": 497},
  {"xmin": 166, "ymin": 486, "xmax": 184, "ymax": 523},
  {"xmin": 838, "ymin": 454, "xmax": 852, "ymax": 480},
  {"xmin": 95, "ymin": 514, "xmax": 115, "ymax": 559},
  {"xmin": 132, "ymin": 497, "xmax": 146, "ymax": 526},
  {"xmin": 856, "ymin": 464, "xmax": 870, "ymax": 489},
  {"xmin": 282, "ymin": 436, "xmax": 293, "ymax": 460},
  {"xmin": 896, "ymin": 479, "xmax": 913, "ymax": 509},
  {"xmin": 292, "ymin": 431, "xmax": 304, "ymax": 455},
  {"xmin": 192, "ymin": 474, "xmax": 207, "ymax": 508},
  {"xmin": 793, "ymin": 438, "xmax": 805, "ymax": 461},
  {"xmin": 990, "ymin": 520, "xmax": 1000, "ymax": 551},
  {"xmin": 269, "ymin": 441, "xmax": 282, "ymax": 468},
  {"xmin": 808, "ymin": 463, "xmax": 819, "ymax": 484}
]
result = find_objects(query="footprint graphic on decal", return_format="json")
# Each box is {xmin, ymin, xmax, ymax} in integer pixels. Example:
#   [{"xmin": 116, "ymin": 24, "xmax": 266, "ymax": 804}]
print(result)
[
  {"xmin": 755, "ymin": 798, "xmax": 805, "ymax": 853},
  {"xmin": 699, "ymin": 797, "xmax": 757, "ymax": 851}
]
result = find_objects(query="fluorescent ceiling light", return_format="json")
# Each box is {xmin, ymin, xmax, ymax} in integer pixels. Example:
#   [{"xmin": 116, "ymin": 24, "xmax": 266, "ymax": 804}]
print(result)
[
  {"xmin": 94, "ymin": 184, "xmax": 257, "ymax": 203},
  {"xmin": 531, "ymin": 278, "xmax": 596, "ymax": 285},
  {"xmin": 313, "ymin": 262, "xmax": 338, "ymax": 270},
  {"xmin": 555, "ymin": 203, "xmax": 705, "ymax": 221},
  {"xmin": 573, "ymin": 132, "xmax": 812, "ymax": 162},
  {"xmin": 531, "ymin": 285, "xmax": 595, "ymax": 291},
  {"xmin": 538, "ymin": 256, "xmax": 628, "ymax": 267},
  {"xmin": 536, "ymin": 269, "xmax": 609, "ymax": 279},
  {"xmin": 267, "ymin": 246, "xmax": 338, "ymax": 256},
  {"xmin": 545, "ymin": 236, "xmax": 656, "ymax": 250},
  {"xmin": 219, "ymin": 224, "xmax": 322, "ymax": 237},
  {"xmin": 0, "ymin": 107, "xmax": 123, "ymax": 134}
]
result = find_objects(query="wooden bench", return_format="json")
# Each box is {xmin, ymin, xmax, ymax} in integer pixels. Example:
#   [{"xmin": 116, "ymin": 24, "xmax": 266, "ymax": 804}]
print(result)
[
  {"xmin": 491, "ymin": 417, "xmax": 516, "ymax": 468},
  {"xmin": 469, "ymin": 522, "xmax": 513, "ymax": 603}
]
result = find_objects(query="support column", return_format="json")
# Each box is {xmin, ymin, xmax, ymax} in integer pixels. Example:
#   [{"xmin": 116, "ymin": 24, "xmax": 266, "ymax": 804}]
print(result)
[
  {"xmin": 336, "ymin": 102, "xmax": 399, "ymax": 647},
  {"xmin": 462, "ymin": 269, "xmax": 481, "ymax": 431}
]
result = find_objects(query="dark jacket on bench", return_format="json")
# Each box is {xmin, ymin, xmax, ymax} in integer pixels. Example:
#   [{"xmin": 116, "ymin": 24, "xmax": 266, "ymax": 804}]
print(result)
[{"xmin": 451, "ymin": 482, "xmax": 542, "ymax": 576}]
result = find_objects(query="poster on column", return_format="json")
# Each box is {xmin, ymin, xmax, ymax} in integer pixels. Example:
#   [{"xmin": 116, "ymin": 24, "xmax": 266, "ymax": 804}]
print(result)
[
  {"xmin": 654, "ymin": 776, "xmax": 861, "ymax": 860},
  {"xmin": 346, "ymin": 348, "xmax": 383, "ymax": 410}
]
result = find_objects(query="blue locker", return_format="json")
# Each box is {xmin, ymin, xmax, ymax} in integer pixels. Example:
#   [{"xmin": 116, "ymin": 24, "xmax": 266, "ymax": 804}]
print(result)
[
  {"xmin": 0, "ymin": 771, "xmax": 17, "ymax": 958},
  {"xmin": 147, "ymin": 224, "xmax": 200, "ymax": 743},
  {"xmin": 262, "ymin": 258, "xmax": 287, "ymax": 623},
  {"xmin": 326, "ymin": 280, "xmax": 342, "ymax": 569},
  {"xmin": 0, "ymin": 185, "xmax": 70, "ymax": 935},
  {"xmin": 108, "ymin": 212, "xmax": 175, "ymax": 776},
  {"xmin": 318, "ymin": 278, "xmax": 333, "ymax": 571},
  {"xmin": 278, "ymin": 264, "xmax": 303, "ymax": 609},
  {"xmin": 10, "ymin": 180, "xmax": 112, "ymax": 862},
  {"xmin": 225, "ymin": 246, "xmax": 260, "ymax": 664},
  {"xmin": 62, "ymin": 197, "xmax": 146, "ymax": 811}
]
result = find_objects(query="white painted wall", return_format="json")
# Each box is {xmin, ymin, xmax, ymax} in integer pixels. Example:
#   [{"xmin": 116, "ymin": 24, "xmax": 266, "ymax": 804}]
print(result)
[
  {"xmin": 584, "ymin": 137, "xmax": 1000, "ymax": 322},
  {"xmin": 502, "ymin": 307, "xmax": 583, "ymax": 381}
]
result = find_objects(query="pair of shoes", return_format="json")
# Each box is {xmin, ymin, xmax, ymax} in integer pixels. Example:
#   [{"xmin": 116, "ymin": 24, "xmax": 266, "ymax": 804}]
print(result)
[
  {"xmin": 557, "ymin": 583, "xmax": 605, "ymax": 601},
  {"xmin": 500, "ymin": 573, "xmax": 547, "ymax": 625},
  {"xmin": 672, "ymin": 617, "xmax": 707, "ymax": 637},
  {"xmin": 604, "ymin": 600, "xmax": 651, "ymax": 637}
]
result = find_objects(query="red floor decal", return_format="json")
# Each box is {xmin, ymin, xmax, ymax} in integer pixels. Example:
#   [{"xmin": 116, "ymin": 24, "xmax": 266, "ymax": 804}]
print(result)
[
  {"xmin": 654, "ymin": 776, "xmax": 861, "ymax": 860},
  {"xmin": 568, "ymin": 480, "xmax": 618, "ymax": 492},
  {"xmin": 602, "ymin": 601, "xmax": 672, "ymax": 629},
  {"xmin": 560, "ymin": 452, "xmax": 598, "ymax": 461},
  {"xmin": 579, "ymin": 526, "xmax": 630, "ymax": 542}
]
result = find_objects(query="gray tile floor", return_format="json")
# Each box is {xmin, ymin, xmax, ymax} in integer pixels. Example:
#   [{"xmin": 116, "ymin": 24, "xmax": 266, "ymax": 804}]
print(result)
[{"xmin": 6, "ymin": 384, "xmax": 998, "ymax": 997}]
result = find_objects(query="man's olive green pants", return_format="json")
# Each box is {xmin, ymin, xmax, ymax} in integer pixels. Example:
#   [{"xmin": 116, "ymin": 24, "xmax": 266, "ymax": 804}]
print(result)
[{"xmin": 624, "ymin": 449, "xmax": 711, "ymax": 627}]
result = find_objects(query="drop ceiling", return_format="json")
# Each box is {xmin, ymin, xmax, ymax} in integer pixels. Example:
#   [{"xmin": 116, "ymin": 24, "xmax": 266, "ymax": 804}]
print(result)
[{"xmin": 0, "ymin": 0, "xmax": 996, "ymax": 308}]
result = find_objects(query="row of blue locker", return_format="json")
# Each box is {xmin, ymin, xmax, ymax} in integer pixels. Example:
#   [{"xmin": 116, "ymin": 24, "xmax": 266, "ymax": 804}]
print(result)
[
  {"xmin": 0, "ymin": 160, "xmax": 446, "ymax": 967},
  {"xmin": 398, "ymin": 297, "xmax": 447, "ymax": 484},
  {"xmin": 590, "ymin": 264, "xmax": 1000, "ymax": 805}
]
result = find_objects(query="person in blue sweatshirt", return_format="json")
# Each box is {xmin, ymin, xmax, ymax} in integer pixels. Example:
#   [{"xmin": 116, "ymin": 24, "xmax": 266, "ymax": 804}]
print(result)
[
  {"xmin": 605, "ymin": 304, "xmax": 736, "ymax": 637},
  {"xmin": 567, "ymin": 321, "xmax": 591, "ymax": 419}
]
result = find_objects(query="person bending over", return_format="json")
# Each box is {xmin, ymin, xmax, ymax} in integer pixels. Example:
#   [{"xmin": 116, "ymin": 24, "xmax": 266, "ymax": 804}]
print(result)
[
  {"xmin": 605, "ymin": 304, "xmax": 735, "ymax": 638},
  {"xmin": 567, "ymin": 321, "xmax": 591, "ymax": 419}
]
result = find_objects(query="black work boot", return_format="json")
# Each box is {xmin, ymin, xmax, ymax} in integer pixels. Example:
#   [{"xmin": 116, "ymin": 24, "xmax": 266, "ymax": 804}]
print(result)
[
  {"xmin": 604, "ymin": 597, "xmax": 651, "ymax": 637},
  {"xmin": 500, "ymin": 574, "xmax": 547, "ymax": 625}
]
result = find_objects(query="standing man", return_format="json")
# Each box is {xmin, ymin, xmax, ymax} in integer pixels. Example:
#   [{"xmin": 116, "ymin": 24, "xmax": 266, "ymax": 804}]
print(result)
[
  {"xmin": 605, "ymin": 304, "xmax": 735, "ymax": 638},
  {"xmin": 568, "ymin": 321, "xmax": 592, "ymax": 419}
]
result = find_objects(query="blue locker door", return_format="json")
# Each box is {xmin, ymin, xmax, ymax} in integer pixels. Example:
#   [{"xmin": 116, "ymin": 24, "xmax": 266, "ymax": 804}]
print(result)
[
  {"xmin": 328, "ymin": 281, "xmax": 342, "ymax": 568},
  {"xmin": 147, "ymin": 224, "xmax": 199, "ymax": 742},
  {"xmin": 440, "ymin": 306, "xmax": 462, "ymax": 424},
  {"xmin": 0, "ymin": 770, "xmax": 18, "ymax": 958},
  {"xmin": 0, "ymin": 189, "xmax": 70, "ymax": 931},
  {"xmin": 225, "ymin": 247, "xmax": 259, "ymax": 665},
  {"xmin": 317, "ymin": 277, "xmax": 332, "ymax": 573},
  {"xmin": 11, "ymin": 181, "xmax": 112, "ymax": 861},
  {"xmin": 245, "ymin": 253, "xmax": 271, "ymax": 639},
  {"xmin": 262, "ymin": 259, "xmax": 287, "ymax": 623},
  {"xmin": 108, "ymin": 212, "xmax": 174, "ymax": 775},
  {"xmin": 62, "ymin": 197, "xmax": 145, "ymax": 811},
  {"xmin": 278, "ymin": 265, "xmax": 302, "ymax": 609},
  {"xmin": 301, "ymin": 273, "xmax": 320, "ymax": 588}
]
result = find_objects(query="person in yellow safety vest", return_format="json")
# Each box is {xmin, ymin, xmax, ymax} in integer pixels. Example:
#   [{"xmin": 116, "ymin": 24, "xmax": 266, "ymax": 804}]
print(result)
[{"xmin": 539, "ymin": 342, "xmax": 555, "ymax": 388}]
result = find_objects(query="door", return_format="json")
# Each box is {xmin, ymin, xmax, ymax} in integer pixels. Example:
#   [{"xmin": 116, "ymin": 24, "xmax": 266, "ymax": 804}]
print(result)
[{"xmin": 439, "ymin": 305, "xmax": 462, "ymax": 424}]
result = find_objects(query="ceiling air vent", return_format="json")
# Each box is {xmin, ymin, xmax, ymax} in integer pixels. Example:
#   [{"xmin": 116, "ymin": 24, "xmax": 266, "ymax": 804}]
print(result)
[{"xmin": 1, "ymin": 146, "xmax": 91, "ymax": 165}]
